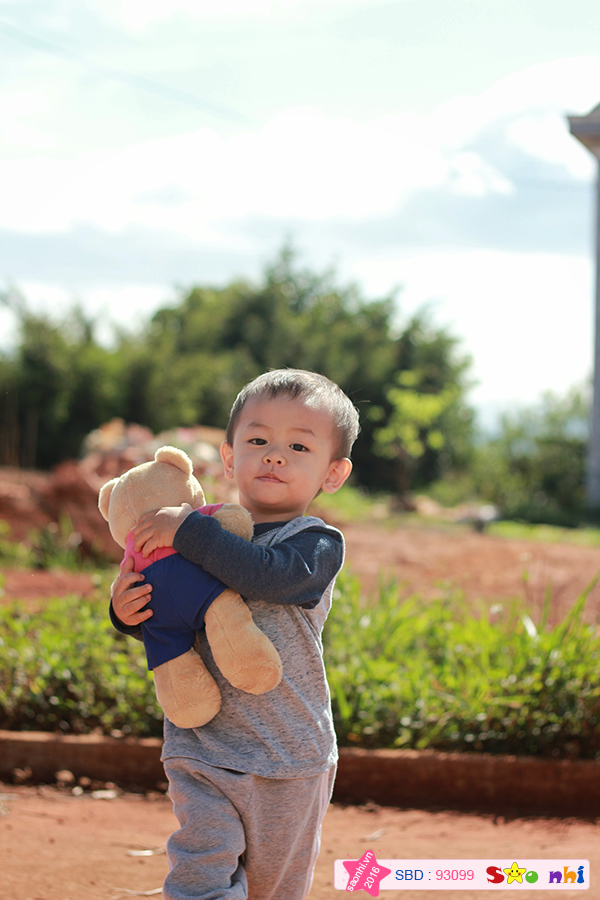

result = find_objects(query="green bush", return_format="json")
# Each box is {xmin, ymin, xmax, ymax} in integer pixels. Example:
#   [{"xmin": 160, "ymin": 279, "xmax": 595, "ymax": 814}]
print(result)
[
  {"xmin": 324, "ymin": 573, "xmax": 600, "ymax": 759},
  {"xmin": 426, "ymin": 385, "xmax": 589, "ymax": 526},
  {"xmin": 0, "ymin": 590, "xmax": 161, "ymax": 737},
  {"xmin": 2, "ymin": 572, "xmax": 600, "ymax": 758}
]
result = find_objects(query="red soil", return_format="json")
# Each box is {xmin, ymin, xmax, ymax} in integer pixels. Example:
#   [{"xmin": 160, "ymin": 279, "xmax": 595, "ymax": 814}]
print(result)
[{"xmin": 1, "ymin": 784, "xmax": 598, "ymax": 900}]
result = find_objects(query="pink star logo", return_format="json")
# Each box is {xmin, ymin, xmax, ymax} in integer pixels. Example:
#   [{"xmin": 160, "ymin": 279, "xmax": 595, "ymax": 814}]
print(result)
[{"xmin": 342, "ymin": 849, "xmax": 391, "ymax": 895}]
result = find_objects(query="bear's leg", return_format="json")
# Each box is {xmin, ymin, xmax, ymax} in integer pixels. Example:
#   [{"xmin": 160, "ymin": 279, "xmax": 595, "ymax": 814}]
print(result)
[
  {"xmin": 140, "ymin": 555, "xmax": 229, "ymax": 728},
  {"xmin": 153, "ymin": 649, "xmax": 221, "ymax": 728},
  {"xmin": 204, "ymin": 588, "xmax": 283, "ymax": 694}
]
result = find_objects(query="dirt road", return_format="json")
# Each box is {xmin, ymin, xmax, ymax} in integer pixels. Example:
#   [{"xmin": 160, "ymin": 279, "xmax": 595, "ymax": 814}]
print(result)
[{"xmin": 1, "ymin": 784, "xmax": 598, "ymax": 900}]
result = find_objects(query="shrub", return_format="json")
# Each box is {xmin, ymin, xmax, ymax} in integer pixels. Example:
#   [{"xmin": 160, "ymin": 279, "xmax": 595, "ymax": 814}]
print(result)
[
  {"xmin": 2, "ymin": 571, "xmax": 600, "ymax": 758},
  {"xmin": 324, "ymin": 573, "xmax": 600, "ymax": 759},
  {"xmin": 0, "ymin": 591, "xmax": 161, "ymax": 737}
]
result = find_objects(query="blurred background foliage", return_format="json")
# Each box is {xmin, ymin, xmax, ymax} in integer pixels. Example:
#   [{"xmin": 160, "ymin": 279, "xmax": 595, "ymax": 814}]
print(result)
[{"xmin": 0, "ymin": 246, "xmax": 590, "ymax": 526}]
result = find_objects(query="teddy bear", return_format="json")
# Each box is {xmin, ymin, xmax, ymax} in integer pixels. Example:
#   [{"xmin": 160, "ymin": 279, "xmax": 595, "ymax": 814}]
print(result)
[{"xmin": 98, "ymin": 445, "xmax": 283, "ymax": 729}]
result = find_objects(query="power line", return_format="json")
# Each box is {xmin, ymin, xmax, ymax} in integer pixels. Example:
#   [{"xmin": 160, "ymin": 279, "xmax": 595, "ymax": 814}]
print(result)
[{"xmin": 0, "ymin": 17, "xmax": 252, "ymax": 126}]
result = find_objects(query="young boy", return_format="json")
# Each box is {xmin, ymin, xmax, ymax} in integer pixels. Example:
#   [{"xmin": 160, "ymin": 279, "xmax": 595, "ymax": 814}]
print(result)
[{"xmin": 111, "ymin": 369, "xmax": 360, "ymax": 900}]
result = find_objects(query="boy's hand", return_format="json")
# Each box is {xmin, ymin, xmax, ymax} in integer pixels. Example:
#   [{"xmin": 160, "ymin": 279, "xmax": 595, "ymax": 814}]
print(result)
[
  {"xmin": 132, "ymin": 503, "xmax": 194, "ymax": 556},
  {"xmin": 111, "ymin": 556, "xmax": 153, "ymax": 627}
]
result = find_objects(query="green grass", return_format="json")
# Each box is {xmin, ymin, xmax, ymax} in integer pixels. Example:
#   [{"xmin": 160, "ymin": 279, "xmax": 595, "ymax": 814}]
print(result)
[
  {"xmin": 2, "ymin": 569, "xmax": 600, "ymax": 758},
  {"xmin": 324, "ymin": 572, "xmax": 600, "ymax": 759},
  {"xmin": 309, "ymin": 483, "xmax": 388, "ymax": 521},
  {"xmin": 487, "ymin": 519, "xmax": 600, "ymax": 547},
  {"xmin": 0, "ymin": 574, "xmax": 160, "ymax": 737}
]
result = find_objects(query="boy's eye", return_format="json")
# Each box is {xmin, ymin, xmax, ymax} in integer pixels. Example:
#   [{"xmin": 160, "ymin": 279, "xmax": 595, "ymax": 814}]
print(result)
[
  {"xmin": 290, "ymin": 443, "xmax": 308, "ymax": 452},
  {"xmin": 249, "ymin": 438, "xmax": 267, "ymax": 445}
]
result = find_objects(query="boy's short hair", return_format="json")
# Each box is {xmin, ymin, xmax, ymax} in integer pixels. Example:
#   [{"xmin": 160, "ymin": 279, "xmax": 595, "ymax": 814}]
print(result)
[{"xmin": 226, "ymin": 369, "xmax": 360, "ymax": 459}]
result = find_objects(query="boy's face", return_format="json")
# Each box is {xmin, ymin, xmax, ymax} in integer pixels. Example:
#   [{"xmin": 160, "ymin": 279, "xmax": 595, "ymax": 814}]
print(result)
[{"xmin": 220, "ymin": 395, "xmax": 352, "ymax": 524}]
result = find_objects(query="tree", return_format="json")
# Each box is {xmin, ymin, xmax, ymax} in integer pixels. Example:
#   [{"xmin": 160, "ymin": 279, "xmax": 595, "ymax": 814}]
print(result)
[
  {"xmin": 134, "ymin": 247, "xmax": 473, "ymax": 493},
  {"xmin": 364, "ymin": 311, "xmax": 475, "ymax": 494},
  {"xmin": 0, "ymin": 296, "xmax": 120, "ymax": 468},
  {"xmin": 471, "ymin": 385, "xmax": 588, "ymax": 525},
  {"xmin": 0, "ymin": 248, "xmax": 474, "ymax": 496}
]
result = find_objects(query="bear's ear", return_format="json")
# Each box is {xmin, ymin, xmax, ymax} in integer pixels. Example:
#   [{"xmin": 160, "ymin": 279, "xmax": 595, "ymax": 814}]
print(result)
[
  {"xmin": 98, "ymin": 478, "xmax": 118, "ymax": 522},
  {"xmin": 154, "ymin": 445, "xmax": 194, "ymax": 477}
]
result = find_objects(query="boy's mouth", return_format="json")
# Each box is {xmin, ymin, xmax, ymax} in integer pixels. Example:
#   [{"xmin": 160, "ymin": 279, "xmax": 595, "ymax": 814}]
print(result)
[{"xmin": 257, "ymin": 473, "xmax": 284, "ymax": 483}]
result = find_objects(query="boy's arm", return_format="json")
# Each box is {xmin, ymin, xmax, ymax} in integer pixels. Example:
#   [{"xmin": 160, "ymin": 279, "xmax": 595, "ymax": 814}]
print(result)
[{"xmin": 173, "ymin": 512, "xmax": 343, "ymax": 608}]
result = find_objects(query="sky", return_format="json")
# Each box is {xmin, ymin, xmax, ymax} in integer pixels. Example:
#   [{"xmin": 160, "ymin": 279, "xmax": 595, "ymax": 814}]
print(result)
[{"xmin": 1, "ymin": 0, "xmax": 600, "ymax": 430}]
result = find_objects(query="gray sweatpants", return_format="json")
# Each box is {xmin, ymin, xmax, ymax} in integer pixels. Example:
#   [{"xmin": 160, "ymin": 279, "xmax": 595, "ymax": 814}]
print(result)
[{"xmin": 162, "ymin": 756, "xmax": 336, "ymax": 900}]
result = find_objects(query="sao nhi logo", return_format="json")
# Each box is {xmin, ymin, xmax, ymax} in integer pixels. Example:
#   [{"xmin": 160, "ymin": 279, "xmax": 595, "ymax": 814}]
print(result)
[{"xmin": 487, "ymin": 862, "xmax": 587, "ymax": 886}]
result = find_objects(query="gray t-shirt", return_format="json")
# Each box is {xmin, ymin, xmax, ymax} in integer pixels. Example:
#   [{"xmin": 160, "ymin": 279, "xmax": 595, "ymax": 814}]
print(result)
[{"xmin": 161, "ymin": 514, "xmax": 344, "ymax": 778}]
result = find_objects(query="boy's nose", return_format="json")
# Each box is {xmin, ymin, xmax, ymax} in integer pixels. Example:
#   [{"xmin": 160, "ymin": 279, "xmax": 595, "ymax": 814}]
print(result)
[{"xmin": 263, "ymin": 447, "xmax": 285, "ymax": 466}]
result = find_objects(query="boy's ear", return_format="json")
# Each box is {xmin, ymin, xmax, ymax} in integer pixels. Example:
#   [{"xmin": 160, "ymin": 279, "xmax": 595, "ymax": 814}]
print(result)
[
  {"xmin": 220, "ymin": 441, "xmax": 235, "ymax": 480},
  {"xmin": 321, "ymin": 457, "xmax": 353, "ymax": 495}
]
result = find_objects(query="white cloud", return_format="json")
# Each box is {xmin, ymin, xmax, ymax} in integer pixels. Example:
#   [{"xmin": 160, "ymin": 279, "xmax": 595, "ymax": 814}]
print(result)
[
  {"xmin": 0, "ymin": 103, "xmax": 531, "ymax": 238},
  {"xmin": 445, "ymin": 151, "xmax": 514, "ymax": 197},
  {"xmin": 106, "ymin": 0, "xmax": 389, "ymax": 30},
  {"xmin": 0, "ymin": 107, "xmax": 451, "ymax": 235},
  {"xmin": 432, "ymin": 56, "xmax": 600, "ymax": 143},
  {"xmin": 3, "ymin": 55, "xmax": 598, "ymax": 244},
  {"xmin": 428, "ymin": 57, "xmax": 600, "ymax": 182},
  {"xmin": 0, "ymin": 90, "xmax": 57, "ymax": 150},
  {"xmin": 506, "ymin": 113, "xmax": 586, "ymax": 176},
  {"xmin": 2, "ymin": 44, "xmax": 599, "ymax": 248}
]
